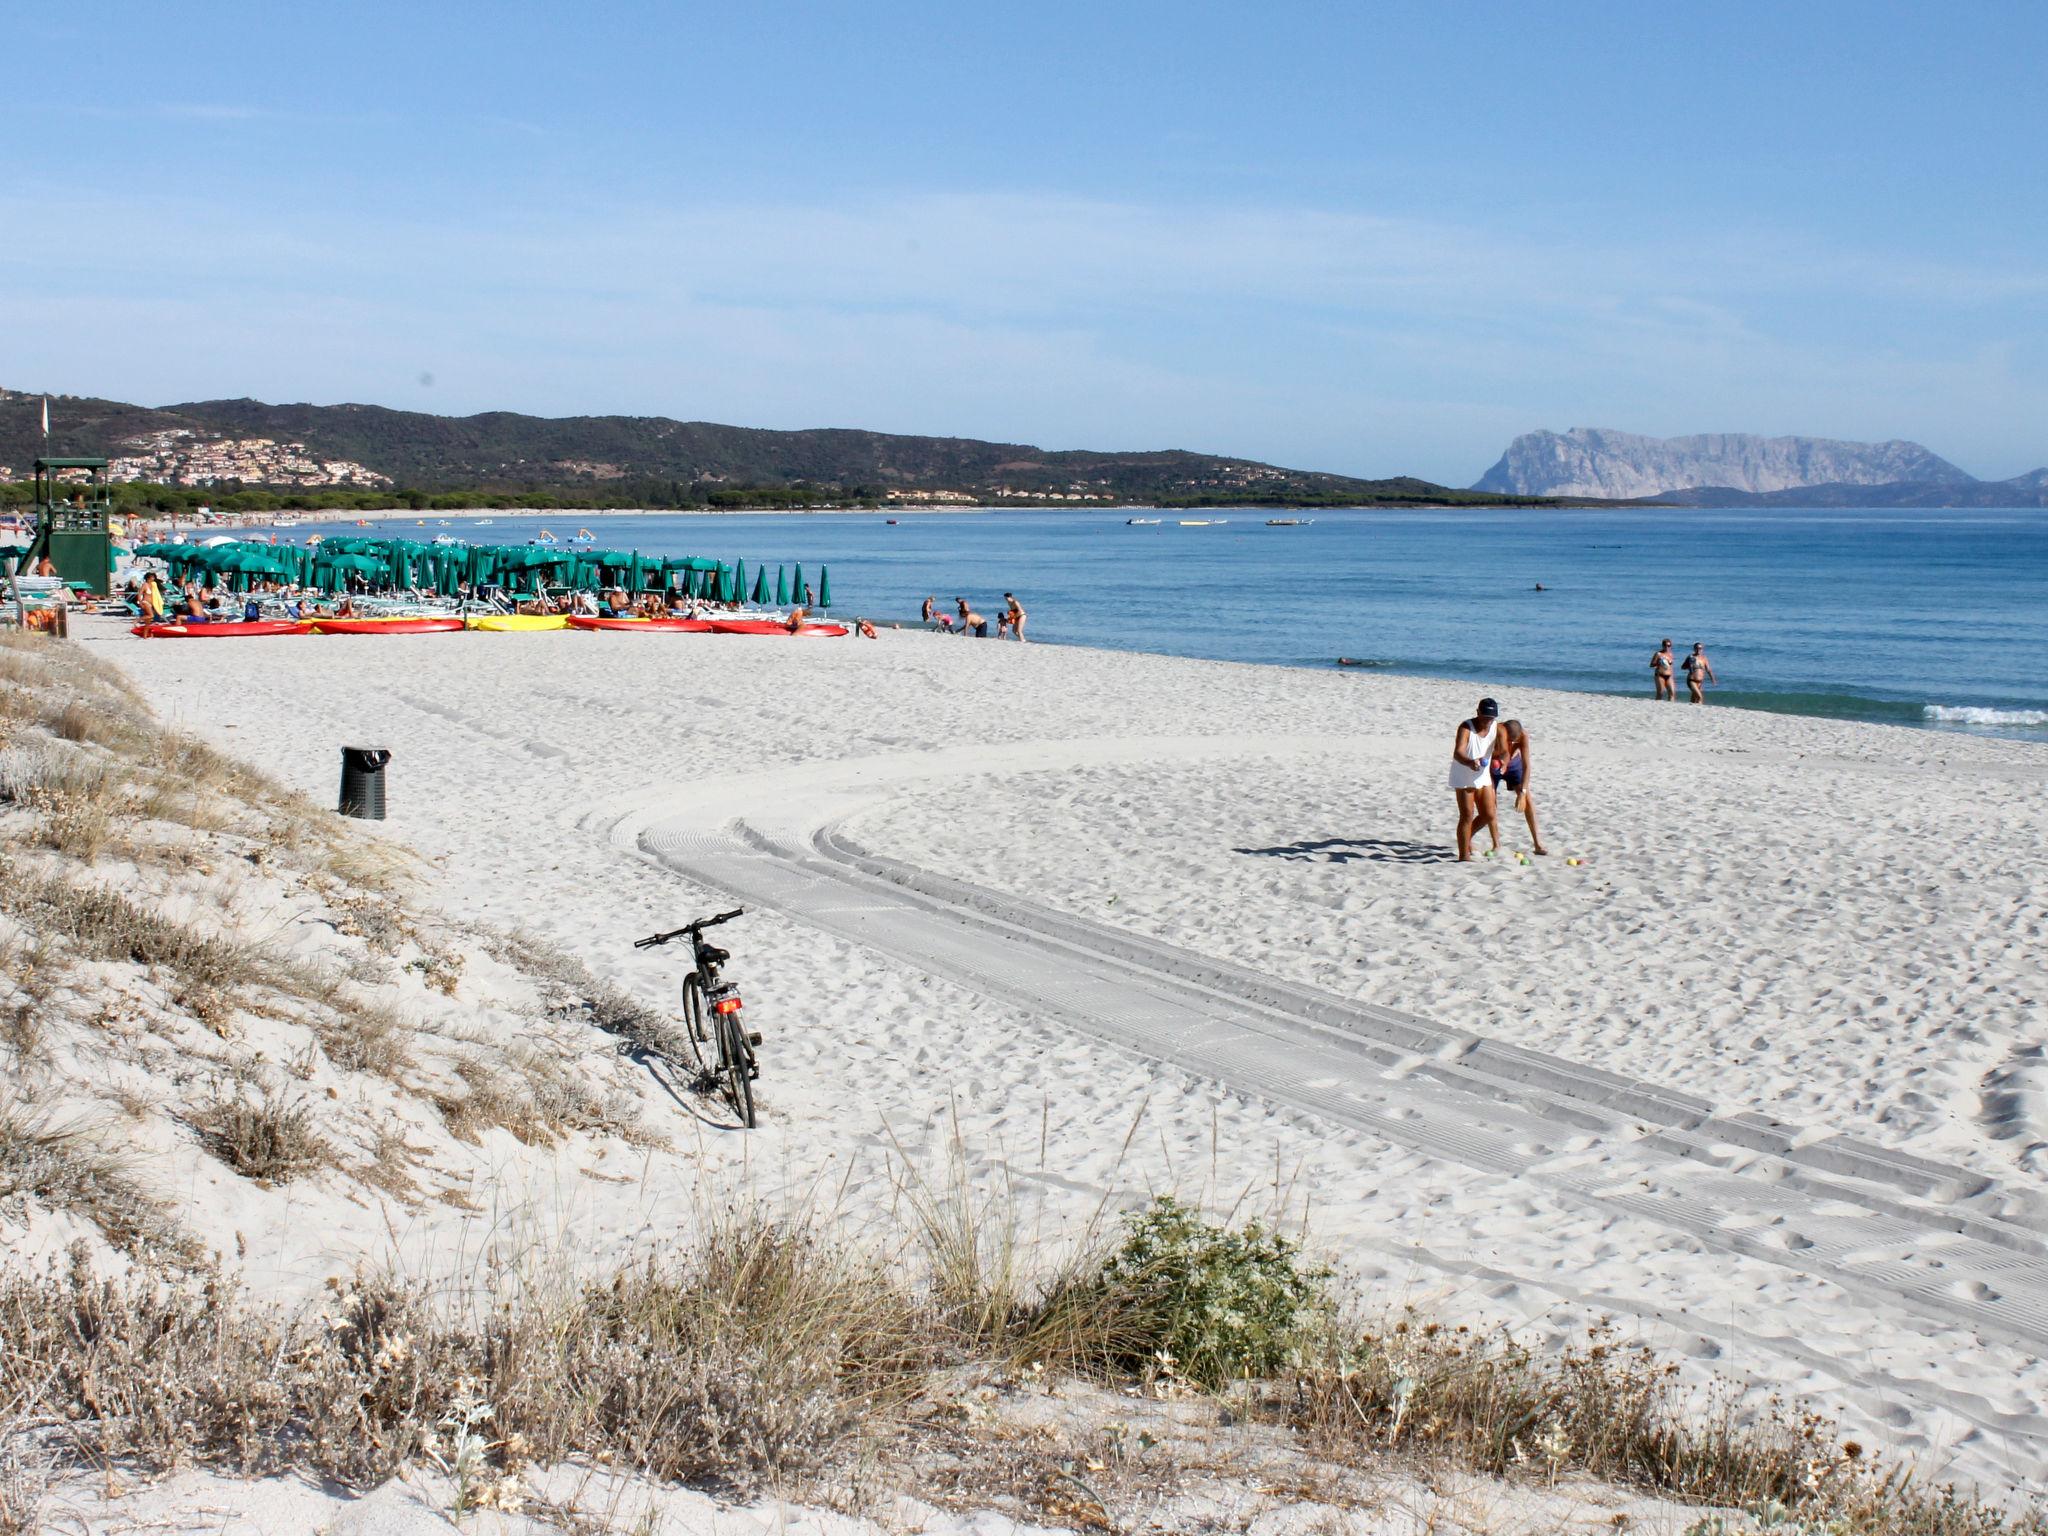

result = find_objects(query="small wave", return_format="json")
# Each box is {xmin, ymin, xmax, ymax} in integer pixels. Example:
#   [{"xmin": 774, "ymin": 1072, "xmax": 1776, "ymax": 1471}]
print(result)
[{"xmin": 1923, "ymin": 705, "xmax": 2048, "ymax": 728}]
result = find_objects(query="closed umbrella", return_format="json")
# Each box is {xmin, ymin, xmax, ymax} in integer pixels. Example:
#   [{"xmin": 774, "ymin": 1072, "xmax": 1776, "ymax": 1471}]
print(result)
[
  {"xmin": 776, "ymin": 566, "xmax": 788, "ymax": 606},
  {"xmin": 750, "ymin": 565, "xmax": 769, "ymax": 604},
  {"xmin": 817, "ymin": 566, "xmax": 832, "ymax": 609},
  {"xmin": 732, "ymin": 559, "xmax": 747, "ymax": 606}
]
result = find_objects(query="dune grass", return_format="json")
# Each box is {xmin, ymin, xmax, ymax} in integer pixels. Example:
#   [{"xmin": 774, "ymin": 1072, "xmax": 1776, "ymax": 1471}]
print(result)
[{"xmin": 0, "ymin": 1190, "xmax": 2037, "ymax": 1535}]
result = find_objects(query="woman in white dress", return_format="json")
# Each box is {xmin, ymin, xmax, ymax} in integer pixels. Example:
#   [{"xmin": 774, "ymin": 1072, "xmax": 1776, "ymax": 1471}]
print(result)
[{"xmin": 1448, "ymin": 697, "xmax": 1502, "ymax": 862}]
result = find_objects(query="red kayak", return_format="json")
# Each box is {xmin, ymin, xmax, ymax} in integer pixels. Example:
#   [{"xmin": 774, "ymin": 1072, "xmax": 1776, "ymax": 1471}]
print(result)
[
  {"xmin": 708, "ymin": 620, "xmax": 849, "ymax": 637},
  {"xmin": 133, "ymin": 620, "xmax": 304, "ymax": 638},
  {"xmin": 299, "ymin": 617, "xmax": 465, "ymax": 634},
  {"xmin": 567, "ymin": 615, "xmax": 719, "ymax": 633}
]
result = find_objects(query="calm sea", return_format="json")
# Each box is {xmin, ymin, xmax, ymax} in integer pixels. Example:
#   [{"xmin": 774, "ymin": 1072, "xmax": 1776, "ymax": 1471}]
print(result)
[{"xmin": 288, "ymin": 506, "xmax": 2048, "ymax": 739}]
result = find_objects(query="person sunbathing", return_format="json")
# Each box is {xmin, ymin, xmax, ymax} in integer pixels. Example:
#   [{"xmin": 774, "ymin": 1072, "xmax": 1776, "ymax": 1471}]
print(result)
[{"xmin": 785, "ymin": 606, "xmax": 808, "ymax": 633}]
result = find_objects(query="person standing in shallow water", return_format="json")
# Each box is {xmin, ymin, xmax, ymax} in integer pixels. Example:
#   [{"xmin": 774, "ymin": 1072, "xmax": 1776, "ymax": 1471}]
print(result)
[
  {"xmin": 1449, "ymin": 697, "xmax": 1502, "ymax": 862},
  {"xmin": 1684, "ymin": 642, "xmax": 1717, "ymax": 703},
  {"xmin": 1652, "ymin": 639, "xmax": 1676, "ymax": 701}
]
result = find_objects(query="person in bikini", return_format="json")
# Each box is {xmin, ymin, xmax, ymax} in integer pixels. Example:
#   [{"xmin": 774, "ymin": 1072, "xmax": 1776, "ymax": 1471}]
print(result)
[
  {"xmin": 1449, "ymin": 697, "xmax": 1503, "ymax": 862},
  {"xmin": 1683, "ymin": 642, "xmax": 1717, "ymax": 703},
  {"xmin": 1004, "ymin": 591, "xmax": 1026, "ymax": 642},
  {"xmin": 1651, "ymin": 639, "xmax": 1675, "ymax": 701},
  {"xmin": 1489, "ymin": 719, "xmax": 1547, "ymax": 854}
]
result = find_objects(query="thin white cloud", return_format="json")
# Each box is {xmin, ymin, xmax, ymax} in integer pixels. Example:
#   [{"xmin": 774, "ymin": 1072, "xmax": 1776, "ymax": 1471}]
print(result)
[{"xmin": 2, "ymin": 185, "xmax": 2042, "ymax": 481}]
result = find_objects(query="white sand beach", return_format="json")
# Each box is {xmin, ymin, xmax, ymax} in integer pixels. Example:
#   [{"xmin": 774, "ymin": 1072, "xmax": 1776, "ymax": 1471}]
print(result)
[{"xmin": 83, "ymin": 619, "xmax": 2048, "ymax": 1502}]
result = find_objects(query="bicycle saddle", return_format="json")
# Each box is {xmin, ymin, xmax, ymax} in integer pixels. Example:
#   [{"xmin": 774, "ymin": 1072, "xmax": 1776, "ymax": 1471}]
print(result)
[{"xmin": 699, "ymin": 945, "xmax": 729, "ymax": 967}]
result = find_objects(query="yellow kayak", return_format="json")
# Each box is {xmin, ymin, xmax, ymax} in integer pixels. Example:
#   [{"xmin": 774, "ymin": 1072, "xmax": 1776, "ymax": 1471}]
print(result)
[{"xmin": 468, "ymin": 614, "xmax": 568, "ymax": 632}]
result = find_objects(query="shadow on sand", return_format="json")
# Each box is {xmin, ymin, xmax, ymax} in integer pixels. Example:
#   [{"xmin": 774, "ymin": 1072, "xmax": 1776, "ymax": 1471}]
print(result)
[{"xmin": 1233, "ymin": 835, "xmax": 1456, "ymax": 865}]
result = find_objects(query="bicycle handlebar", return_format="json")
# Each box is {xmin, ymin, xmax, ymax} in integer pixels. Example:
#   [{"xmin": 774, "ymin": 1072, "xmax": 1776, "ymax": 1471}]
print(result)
[{"xmin": 633, "ymin": 908, "xmax": 745, "ymax": 948}]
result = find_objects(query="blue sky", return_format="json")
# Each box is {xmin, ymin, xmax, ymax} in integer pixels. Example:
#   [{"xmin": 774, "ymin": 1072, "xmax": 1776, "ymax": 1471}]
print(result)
[{"xmin": 5, "ymin": 0, "xmax": 2044, "ymax": 483}]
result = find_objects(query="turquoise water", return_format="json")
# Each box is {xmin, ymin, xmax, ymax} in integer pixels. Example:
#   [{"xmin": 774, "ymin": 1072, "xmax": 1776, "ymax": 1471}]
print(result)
[{"xmin": 292, "ymin": 506, "xmax": 2048, "ymax": 738}]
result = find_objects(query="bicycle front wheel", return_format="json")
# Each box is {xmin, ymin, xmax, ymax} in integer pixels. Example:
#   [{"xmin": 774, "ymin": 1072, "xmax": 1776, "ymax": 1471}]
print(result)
[
  {"xmin": 679, "ymin": 975, "xmax": 715, "ymax": 1078},
  {"xmin": 719, "ymin": 1009, "xmax": 756, "ymax": 1128}
]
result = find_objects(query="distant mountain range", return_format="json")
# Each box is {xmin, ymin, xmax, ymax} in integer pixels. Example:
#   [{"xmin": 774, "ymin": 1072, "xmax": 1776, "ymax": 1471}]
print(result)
[
  {"xmin": 0, "ymin": 388, "xmax": 1518, "ymax": 509},
  {"xmin": 1473, "ymin": 427, "xmax": 2046, "ymax": 507}
]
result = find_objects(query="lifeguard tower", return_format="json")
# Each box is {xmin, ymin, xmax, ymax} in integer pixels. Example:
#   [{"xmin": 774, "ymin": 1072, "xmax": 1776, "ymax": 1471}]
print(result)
[{"xmin": 26, "ymin": 456, "xmax": 115, "ymax": 597}]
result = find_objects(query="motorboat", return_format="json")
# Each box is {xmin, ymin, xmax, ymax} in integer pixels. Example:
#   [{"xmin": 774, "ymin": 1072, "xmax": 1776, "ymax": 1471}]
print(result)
[
  {"xmin": 1126, "ymin": 517, "xmax": 1162, "ymax": 525},
  {"xmin": 1265, "ymin": 518, "xmax": 1314, "ymax": 526}
]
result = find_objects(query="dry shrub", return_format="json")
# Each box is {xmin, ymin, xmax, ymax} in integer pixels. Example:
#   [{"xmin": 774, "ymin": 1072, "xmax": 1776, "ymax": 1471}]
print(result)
[
  {"xmin": 313, "ymin": 997, "xmax": 413, "ymax": 1078},
  {"xmin": 434, "ymin": 1045, "xmax": 646, "ymax": 1148},
  {"xmin": 0, "ymin": 1212, "xmax": 931, "ymax": 1496},
  {"xmin": 0, "ymin": 738, "xmax": 125, "ymax": 810},
  {"xmin": 192, "ymin": 1089, "xmax": 331, "ymax": 1183},
  {"xmin": 487, "ymin": 927, "xmax": 692, "ymax": 1062},
  {"xmin": 0, "ymin": 863, "xmax": 263, "ymax": 992},
  {"xmin": 1290, "ymin": 1316, "xmax": 2040, "ymax": 1536},
  {"xmin": 0, "ymin": 1438, "xmax": 55, "ymax": 1536},
  {"xmin": 0, "ymin": 1093, "xmax": 191, "ymax": 1260},
  {"xmin": 42, "ymin": 696, "xmax": 146, "ymax": 753},
  {"xmin": 555, "ymin": 1213, "xmax": 932, "ymax": 1487}
]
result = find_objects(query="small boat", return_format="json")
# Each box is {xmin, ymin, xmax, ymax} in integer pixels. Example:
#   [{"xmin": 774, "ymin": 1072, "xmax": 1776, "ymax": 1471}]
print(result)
[
  {"xmin": 468, "ymin": 613, "xmax": 568, "ymax": 632},
  {"xmin": 301, "ymin": 616, "xmax": 465, "ymax": 635},
  {"xmin": 1265, "ymin": 518, "xmax": 1314, "ymax": 527},
  {"xmin": 1178, "ymin": 519, "xmax": 1213, "ymax": 527},
  {"xmin": 473, "ymin": 519, "xmax": 495, "ymax": 526},
  {"xmin": 132, "ymin": 620, "xmax": 304, "ymax": 639},
  {"xmin": 708, "ymin": 619, "xmax": 849, "ymax": 637},
  {"xmin": 431, "ymin": 534, "xmax": 464, "ymax": 546},
  {"xmin": 532, "ymin": 529, "xmax": 560, "ymax": 546},
  {"xmin": 570, "ymin": 528, "xmax": 596, "ymax": 545},
  {"xmin": 1126, "ymin": 517, "xmax": 1162, "ymax": 525},
  {"xmin": 885, "ymin": 518, "xmax": 900, "ymax": 525},
  {"xmin": 567, "ymin": 614, "xmax": 719, "ymax": 633}
]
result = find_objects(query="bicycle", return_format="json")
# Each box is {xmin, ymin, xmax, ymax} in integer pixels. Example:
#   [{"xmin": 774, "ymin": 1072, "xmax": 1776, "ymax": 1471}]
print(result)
[{"xmin": 633, "ymin": 907, "xmax": 759, "ymax": 1127}]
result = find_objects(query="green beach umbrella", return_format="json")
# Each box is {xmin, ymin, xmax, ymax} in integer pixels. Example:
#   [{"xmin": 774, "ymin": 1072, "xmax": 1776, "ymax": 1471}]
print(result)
[
  {"xmin": 732, "ymin": 559, "xmax": 747, "ymax": 605},
  {"xmin": 817, "ymin": 566, "xmax": 831, "ymax": 609},
  {"xmin": 750, "ymin": 564, "xmax": 769, "ymax": 604},
  {"xmin": 791, "ymin": 564, "xmax": 805, "ymax": 605},
  {"xmin": 775, "ymin": 565, "xmax": 788, "ymax": 606}
]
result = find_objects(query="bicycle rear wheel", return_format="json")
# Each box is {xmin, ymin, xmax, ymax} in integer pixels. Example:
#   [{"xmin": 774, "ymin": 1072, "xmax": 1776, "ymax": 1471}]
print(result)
[
  {"xmin": 719, "ymin": 1009, "xmax": 756, "ymax": 1128},
  {"xmin": 678, "ymin": 975, "xmax": 715, "ymax": 1077}
]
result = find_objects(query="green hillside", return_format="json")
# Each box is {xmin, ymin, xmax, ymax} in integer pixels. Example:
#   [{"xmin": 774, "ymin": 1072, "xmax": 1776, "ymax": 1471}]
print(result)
[{"xmin": 0, "ymin": 388, "xmax": 1532, "ymax": 508}]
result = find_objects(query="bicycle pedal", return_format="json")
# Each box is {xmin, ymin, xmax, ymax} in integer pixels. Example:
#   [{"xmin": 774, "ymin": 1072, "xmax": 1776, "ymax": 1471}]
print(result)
[{"xmin": 747, "ymin": 1032, "xmax": 762, "ymax": 1047}]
